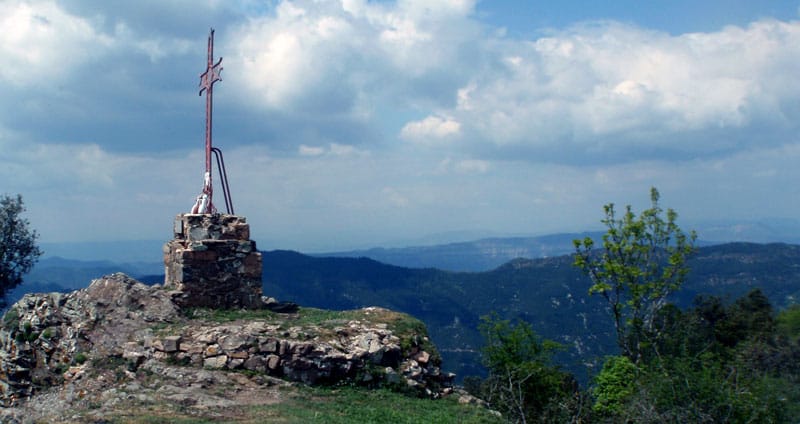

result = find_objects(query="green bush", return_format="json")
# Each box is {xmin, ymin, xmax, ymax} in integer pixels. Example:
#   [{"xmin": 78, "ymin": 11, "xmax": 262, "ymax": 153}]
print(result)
[
  {"xmin": 475, "ymin": 313, "xmax": 576, "ymax": 422},
  {"xmin": 593, "ymin": 355, "xmax": 637, "ymax": 415}
]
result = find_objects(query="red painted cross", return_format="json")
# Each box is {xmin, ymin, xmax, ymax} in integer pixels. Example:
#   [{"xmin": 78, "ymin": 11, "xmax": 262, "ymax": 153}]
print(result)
[{"xmin": 192, "ymin": 28, "xmax": 223, "ymax": 215}]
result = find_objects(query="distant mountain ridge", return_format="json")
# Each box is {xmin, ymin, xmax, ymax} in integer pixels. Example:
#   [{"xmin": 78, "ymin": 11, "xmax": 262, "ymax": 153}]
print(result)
[
  {"xmin": 35, "ymin": 217, "xmax": 800, "ymax": 269},
  {"xmin": 317, "ymin": 232, "xmax": 604, "ymax": 271},
  {"xmin": 315, "ymin": 224, "xmax": 800, "ymax": 272},
  {"xmin": 14, "ymin": 239, "xmax": 800, "ymax": 384},
  {"xmin": 8, "ymin": 256, "xmax": 164, "ymax": 304},
  {"xmin": 263, "ymin": 242, "xmax": 800, "ymax": 382}
]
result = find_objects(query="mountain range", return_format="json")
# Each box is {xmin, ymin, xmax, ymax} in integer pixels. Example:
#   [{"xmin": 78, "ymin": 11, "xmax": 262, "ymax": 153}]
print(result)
[
  {"xmin": 14, "ymin": 238, "xmax": 800, "ymax": 384},
  {"xmin": 34, "ymin": 217, "xmax": 800, "ymax": 269}
]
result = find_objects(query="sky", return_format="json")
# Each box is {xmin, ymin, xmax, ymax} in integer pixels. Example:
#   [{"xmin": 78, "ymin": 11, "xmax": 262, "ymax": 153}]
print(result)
[{"xmin": 2, "ymin": 0, "xmax": 800, "ymax": 253}]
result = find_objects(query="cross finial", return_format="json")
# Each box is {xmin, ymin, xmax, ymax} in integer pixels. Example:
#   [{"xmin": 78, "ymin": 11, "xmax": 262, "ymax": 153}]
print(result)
[
  {"xmin": 199, "ymin": 28, "xmax": 223, "ymax": 96},
  {"xmin": 191, "ymin": 28, "xmax": 224, "ymax": 215}
]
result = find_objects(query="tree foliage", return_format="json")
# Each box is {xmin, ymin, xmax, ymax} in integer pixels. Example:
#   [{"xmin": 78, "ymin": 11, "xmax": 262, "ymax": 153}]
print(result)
[
  {"xmin": 573, "ymin": 187, "xmax": 696, "ymax": 363},
  {"xmin": 474, "ymin": 313, "xmax": 578, "ymax": 423},
  {"xmin": 568, "ymin": 190, "xmax": 800, "ymax": 421},
  {"xmin": 0, "ymin": 194, "xmax": 42, "ymax": 307},
  {"xmin": 777, "ymin": 304, "xmax": 800, "ymax": 342},
  {"xmin": 592, "ymin": 355, "xmax": 637, "ymax": 416},
  {"xmin": 593, "ymin": 289, "xmax": 800, "ymax": 423}
]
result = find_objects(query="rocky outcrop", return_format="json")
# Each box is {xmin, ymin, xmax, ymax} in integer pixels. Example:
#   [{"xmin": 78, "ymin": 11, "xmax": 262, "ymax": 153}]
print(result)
[{"xmin": 0, "ymin": 273, "xmax": 453, "ymax": 407}]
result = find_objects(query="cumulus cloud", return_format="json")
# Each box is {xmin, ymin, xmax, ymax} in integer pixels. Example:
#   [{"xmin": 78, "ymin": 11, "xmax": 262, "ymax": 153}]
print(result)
[
  {"xmin": 221, "ymin": 2, "xmax": 800, "ymax": 164},
  {"xmin": 225, "ymin": 0, "xmax": 482, "ymax": 116},
  {"xmin": 0, "ymin": 1, "xmax": 111, "ymax": 86},
  {"xmin": 448, "ymin": 20, "xmax": 800, "ymax": 161},
  {"xmin": 400, "ymin": 115, "xmax": 461, "ymax": 142}
]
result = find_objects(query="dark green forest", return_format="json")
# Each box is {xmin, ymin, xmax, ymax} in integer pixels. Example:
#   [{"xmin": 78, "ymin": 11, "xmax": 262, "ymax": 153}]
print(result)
[
  {"xmin": 261, "ymin": 243, "xmax": 800, "ymax": 382},
  {"xmin": 467, "ymin": 290, "xmax": 800, "ymax": 422}
]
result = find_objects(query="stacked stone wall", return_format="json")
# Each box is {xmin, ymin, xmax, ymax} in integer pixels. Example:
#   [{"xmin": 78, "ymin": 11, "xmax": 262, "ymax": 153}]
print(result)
[{"xmin": 164, "ymin": 214, "xmax": 262, "ymax": 309}]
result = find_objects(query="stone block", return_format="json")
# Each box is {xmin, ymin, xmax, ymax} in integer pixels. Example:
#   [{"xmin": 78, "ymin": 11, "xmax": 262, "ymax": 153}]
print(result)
[
  {"xmin": 222, "ymin": 334, "xmax": 253, "ymax": 351},
  {"xmin": 243, "ymin": 356, "xmax": 267, "ymax": 372},
  {"xmin": 181, "ymin": 342, "xmax": 205, "ymax": 354},
  {"xmin": 163, "ymin": 336, "xmax": 181, "ymax": 353},
  {"xmin": 414, "ymin": 350, "xmax": 430, "ymax": 365},
  {"xmin": 266, "ymin": 354, "xmax": 281, "ymax": 371},
  {"xmin": 228, "ymin": 350, "xmax": 249, "ymax": 360},
  {"xmin": 259, "ymin": 338, "xmax": 279, "ymax": 353},
  {"xmin": 203, "ymin": 355, "xmax": 227, "ymax": 369},
  {"xmin": 189, "ymin": 226, "xmax": 209, "ymax": 241},
  {"xmin": 205, "ymin": 344, "xmax": 221, "ymax": 357}
]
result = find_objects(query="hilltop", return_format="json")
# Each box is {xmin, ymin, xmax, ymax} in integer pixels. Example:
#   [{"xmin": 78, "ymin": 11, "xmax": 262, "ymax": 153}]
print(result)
[
  {"xmin": 0, "ymin": 273, "xmax": 496, "ymax": 423},
  {"xmin": 9, "ymin": 241, "xmax": 800, "ymax": 386}
]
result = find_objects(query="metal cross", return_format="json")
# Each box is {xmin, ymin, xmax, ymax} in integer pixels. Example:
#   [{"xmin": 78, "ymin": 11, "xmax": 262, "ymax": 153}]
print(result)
[{"xmin": 192, "ymin": 28, "xmax": 223, "ymax": 214}]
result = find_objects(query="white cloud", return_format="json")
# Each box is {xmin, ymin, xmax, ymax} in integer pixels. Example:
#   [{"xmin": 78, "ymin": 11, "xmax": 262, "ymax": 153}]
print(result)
[
  {"xmin": 449, "ymin": 20, "xmax": 800, "ymax": 159},
  {"xmin": 400, "ymin": 115, "xmax": 462, "ymax": 142},
  {"xmin": 0, "ymin": 1, "xmax": 111, "ymax": 86},
  {"xmin": 297, "ymin": 143, "xmax": 368, "ymax": 157},
  {"xmin": 226, "ymin": 0, "xmax": 482, "ymax": 114},
  {"xmin": 298, "ymin": 145, "xmax": 325, "ymax": 156},
  {"xmin": 223, "ymin": 3, "xmax": 800, "ymax": 164}
]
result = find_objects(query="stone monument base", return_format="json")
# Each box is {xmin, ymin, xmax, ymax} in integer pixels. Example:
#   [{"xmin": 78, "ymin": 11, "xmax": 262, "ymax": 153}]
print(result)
[{"xmin": 163, "ymin": 214, "xmax": 263, "ymax": 309}]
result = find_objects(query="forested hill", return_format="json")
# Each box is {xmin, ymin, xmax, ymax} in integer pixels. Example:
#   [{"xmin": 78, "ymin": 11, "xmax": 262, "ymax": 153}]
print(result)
[
  {"xmin": 12, "ymin": 242, "xmax": 800, "ymax": 382},
  {"xmin": 262, "ymin": 242, "xmax": 800, "ymax": 381}
]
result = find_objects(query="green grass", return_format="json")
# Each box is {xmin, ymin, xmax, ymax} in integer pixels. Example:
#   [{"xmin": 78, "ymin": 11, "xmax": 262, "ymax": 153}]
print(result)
[
  {"xmin": 250, "ymin": 386, "xmax": 502, "ymax": 424},
  {"xmin": 109, "ymin": 412, "xmax": 219, "ymax": 424},
  {"xmin": 93, "ymin": 385, "xmax": 500, "ymax": 424},
  {"xmin": 182, "ymin": 307, "xmax": 280, "ymax": 322},
  {"xmin": 289, "ymin": 307, "xmax": 364, "ymax": 327},
  {"xmin": 2, "ymin": 307, "xmax": 19, "ymax": 328}
]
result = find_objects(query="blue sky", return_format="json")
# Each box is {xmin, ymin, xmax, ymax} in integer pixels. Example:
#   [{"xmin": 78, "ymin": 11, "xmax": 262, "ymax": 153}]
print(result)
[{"xmin": 2, "ymin": 0, "xmax": 800, "ymax": 252}]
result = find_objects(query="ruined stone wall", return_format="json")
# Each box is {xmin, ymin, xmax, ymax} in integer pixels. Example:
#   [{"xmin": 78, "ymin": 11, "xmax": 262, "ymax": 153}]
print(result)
[
  {"xmin": 163, "ymin": 214, "xmax": 262, "ymax": 309},
  {"xmin": 137, "ymin": 310, "xmax": 454, "ymax": 396},
  {"xmin": 0, "ymin": 275, "xmax": 454, "ymax": 406}
]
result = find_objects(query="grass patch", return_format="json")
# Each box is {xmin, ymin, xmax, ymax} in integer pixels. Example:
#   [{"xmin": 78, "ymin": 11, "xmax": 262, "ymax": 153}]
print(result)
[
  {"xmin": 86, "ymin": 380, "xmax": 498, "ymax": 423},
  {"xmin": 73, "ymin": 352, "xmax": 88, "ymax": 365},
  {"xmin": 107, "ymin": 411, "xmax": 220, "ymax": 424},
  {"xmin": 15, "ymin": 321, "xmax": 39, "ymax": 343},
  {"xmin": 182, "ymin": 307, "xmax": 279, "ymax": 322},
  {"xmin": 290, "ymin": 307, "xmax": 363, "ymax": 327},
  {"xmin": 250, "ymin": 385, "xmax": 502, "ymax": 423},
  {"xmin": 3, "ymin": 307, "xmax": 19, "ymax": 328}
]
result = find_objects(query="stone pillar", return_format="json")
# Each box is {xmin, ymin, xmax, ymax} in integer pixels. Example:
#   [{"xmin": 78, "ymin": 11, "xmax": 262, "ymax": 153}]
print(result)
[{"xmin": 163, "ymin": 214, "xmax": 263, "ymax": 309}]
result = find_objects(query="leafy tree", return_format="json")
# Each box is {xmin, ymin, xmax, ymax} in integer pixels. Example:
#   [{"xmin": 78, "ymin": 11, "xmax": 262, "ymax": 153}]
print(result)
[
  {"xmin": 592, "ymin": 355, "xmax": 637, "ymax": 416},
  {"xmin": 596, "ymin": 291, "xmax": 800, "ymax": 423},
  {"xmin": 573, "ymin": 187, "xmax": 696, "ymax": 363},
  {"xmin": 777, "ymin": 304, "xmax": 800, "ymax": 342},
  {"xmin": 0, "ymin": 194, "xmax": 42, "ymax": 307},
  {"xmin": 475, "ymin": 313, "xmax": 574, "ymax": 423}
]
